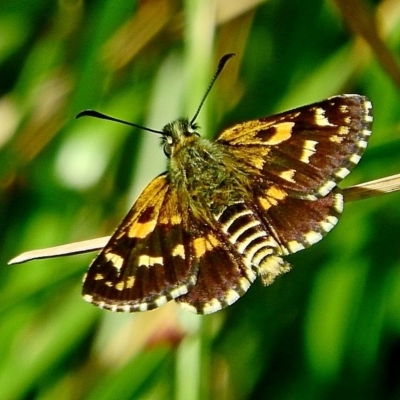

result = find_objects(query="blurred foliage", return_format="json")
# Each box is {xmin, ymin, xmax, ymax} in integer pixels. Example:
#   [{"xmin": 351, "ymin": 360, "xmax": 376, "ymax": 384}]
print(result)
[{"xmin": 1, "ymin": 0, "xmax": 400, "ymax": 399}]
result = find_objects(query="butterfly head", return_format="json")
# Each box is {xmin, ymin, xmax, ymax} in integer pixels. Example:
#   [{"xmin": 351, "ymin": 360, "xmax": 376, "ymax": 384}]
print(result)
[
  {"xmin": 159, "ymin": 54, "xmax": 236, "ymax": 158},
  {"xmin": 162, "ymin": 118, "xmax": 200, "ymax": 158}
]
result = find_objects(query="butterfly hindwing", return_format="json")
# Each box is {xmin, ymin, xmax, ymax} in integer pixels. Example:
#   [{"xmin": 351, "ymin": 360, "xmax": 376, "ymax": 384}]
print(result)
[
  {"xmin": 82, "ymin": 174, "xmax": 198, "ymax": 312},
  {"xmin": 217, "ymin": 95, "xmax": 372, "ymax": 197},
  {"xmin": 252, "ymin": 185, "xmax": 343, "ymax": 283},
  {"xmin": 177, "ymin": 198, "xmax": 292, "ymax": 314},
  {"xmin": 176, "ymin": 228, "xmax": 257, "ymax": 314}
]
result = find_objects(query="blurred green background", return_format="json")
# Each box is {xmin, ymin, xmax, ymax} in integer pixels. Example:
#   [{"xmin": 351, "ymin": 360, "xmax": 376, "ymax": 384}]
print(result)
[{"xmin": 1, "ymin": 0, "xmax": 400, "ymax": 399}]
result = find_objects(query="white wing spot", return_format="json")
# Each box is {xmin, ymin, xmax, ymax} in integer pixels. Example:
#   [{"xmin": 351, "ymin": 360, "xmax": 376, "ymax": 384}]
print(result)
[
  {"xmin": 314, "ymin": 107, "xmax": 336, "ymax": 127},
  {"xmin": 105, "ymin": 252, "xmax": 124, "ymax": 271},
  {"xmin": 304, "ymin": 231, "xmax": 323, "ymax": 246},
  {"xmin": 317, "ymin": 180, "xmax": 336, "ymax": 196},
  {"xmin": 225, "ymin": 289, "xmax": 240, "ymax": 305},
  {"xmin": 244, "ymin": 267, "xmax": 257, "ymax": 282},
  {"xmin": 330, "ymin": 135, "xmax": 343, "ymax": 143},
  {"xmin": 239, "ymin": 277, "xmax": 251, "ymax": 292},
  {"xmin": 358, "ymin": 139, "xmax": 368, "ymax": 148},
  {"xmin": 300, "ymin": 140, "xmax": 318, "ymax": 163},
  {"xmin": 287, "ymin": 240, "xmax": 305, "ymax": 253},
  {"xmin": 138, "ymin": 255, "xmax": 163, "ymax": 268},
  {"xmin": 154, "ymin": 296, "xmax": 168, "ymax": 307},
  {"xmin": 349, "ymin": 154, "xmax": 361, "ymax": 164},
  {"xmin": 363, "ymin": 104, "xmax": 373, "ymax": 122},
  {"xmin": 320, "ymin": 216, "xmax": 338, "ymax": 232},
  {"xmin": 202, "ymin": 299, "xmax": 223, "ymax": 314},
  {"xmin": 338, "ymin": 126, "xmax": 349, "ymax": 135},
  {"xmin": 335, "ymin": 167, "xmax": 350, "ymax": 179},
  {"xmin": 333, "ymin": 193, "xmax": 344, "ymax": 213},
  {"xmin": 126, "ymin": 276, "xmax": 135, "ymax": 288},
  {"xmin": 172, "ymin": 244, "xmax": 185, "ymax": 259},
  {"xmin": 83, "ymin": 294, "xmax": 93, "ymax": 303},
  {"xmin": 278, "ymin": 169, "xmax": 296, "ymax": 183},
  {"xmin": 170, "ymin": 285, "xmax": 189, "ymax": 298}
]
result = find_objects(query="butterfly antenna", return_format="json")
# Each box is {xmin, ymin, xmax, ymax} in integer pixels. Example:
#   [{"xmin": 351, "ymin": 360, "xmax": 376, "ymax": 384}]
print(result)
[
  {"xmin": 190, "ymin": 53, "xmax": 235, "ymax": 126},
  {"xmin": 76, "ymin": 110, "xmax": 164, "ymax": 135}
]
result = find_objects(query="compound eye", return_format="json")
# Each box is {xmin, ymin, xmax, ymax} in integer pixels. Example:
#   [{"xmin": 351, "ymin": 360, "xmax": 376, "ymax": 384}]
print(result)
[{"xmin": 163, "ymin": 143, "xmax": 172, "ymax": 157}]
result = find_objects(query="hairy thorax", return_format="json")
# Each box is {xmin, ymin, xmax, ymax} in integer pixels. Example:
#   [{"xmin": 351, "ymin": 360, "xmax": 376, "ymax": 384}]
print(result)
[{"xmin": 168, "ymin": 135, "xmax": 252, "ymax": 218}]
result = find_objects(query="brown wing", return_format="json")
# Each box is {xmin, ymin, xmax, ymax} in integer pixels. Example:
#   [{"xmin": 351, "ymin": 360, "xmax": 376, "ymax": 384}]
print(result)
[
  {"xmin": 252, "ymin": 184, "xmax": 343, "ymax": 252},
  {"xmin": 176, "ymin": 229, "xmax": 257, "ymax": 314},
  {"xmin": 217, "ymin": 95, "xmax": 372, "ymax": 198},
  {"xmin": 176, "ymin": 185, "xmax": 344, "ymax": 314},
  {"xmin": 82, "ymin": 174, "xmax": 198, "ymax": 312},
  {"xmin": 252, "ymin": 185, "xmax": 344, "ymax": 284},
  {"xmin": 178, "ymin": 95, "xmax": 372, "ymax": 314}
]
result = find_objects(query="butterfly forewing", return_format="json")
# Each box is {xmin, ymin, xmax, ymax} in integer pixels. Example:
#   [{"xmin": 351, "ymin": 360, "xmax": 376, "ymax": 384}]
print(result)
[
  {"xmin": 217, "ymin": 95, "xmax": 372, "ymax": 197},
  {"xmin": 82, "ymin": 174, "xmax": 198, "ymax": 312}
]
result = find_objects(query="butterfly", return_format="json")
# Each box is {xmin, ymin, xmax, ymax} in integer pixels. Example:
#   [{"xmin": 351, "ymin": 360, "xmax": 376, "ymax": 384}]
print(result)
[{"xmin": 79, "ymin": 55, "xmax": 372, "ymax": 314}]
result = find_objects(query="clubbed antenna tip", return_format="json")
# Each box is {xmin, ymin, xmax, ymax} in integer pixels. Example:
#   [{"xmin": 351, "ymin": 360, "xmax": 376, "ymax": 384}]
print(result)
[{"xmin": 190, "ymin": 53, "xmax": 236, "ymax": 125}]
